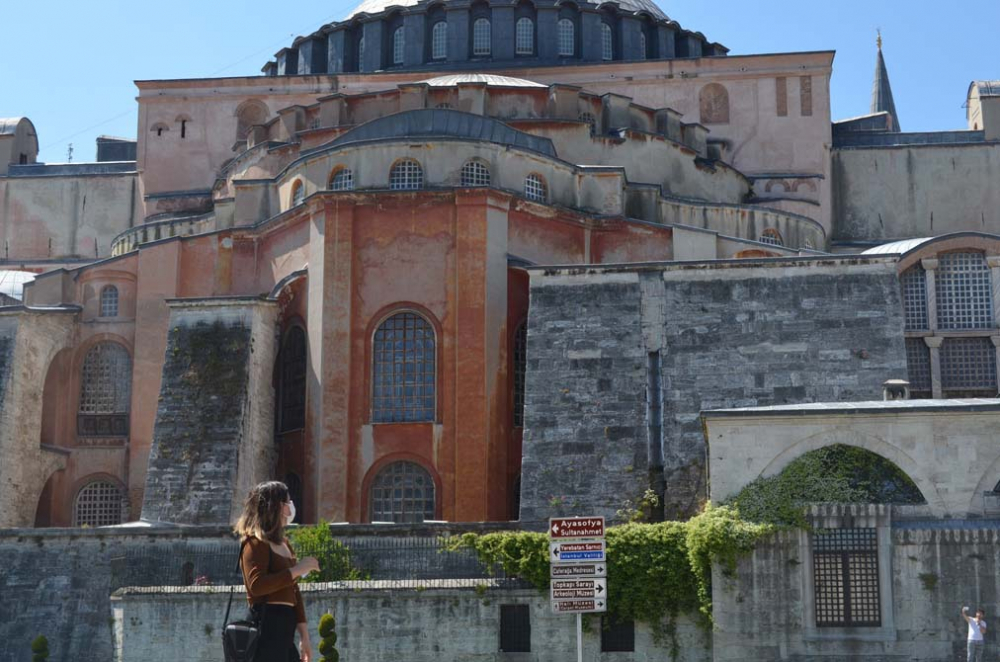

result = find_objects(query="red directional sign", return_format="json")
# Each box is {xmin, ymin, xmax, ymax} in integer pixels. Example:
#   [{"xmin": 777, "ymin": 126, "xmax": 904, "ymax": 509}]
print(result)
[{"xmin": 549, "ymin": 517, "xmax": 605, "ymax": 540}]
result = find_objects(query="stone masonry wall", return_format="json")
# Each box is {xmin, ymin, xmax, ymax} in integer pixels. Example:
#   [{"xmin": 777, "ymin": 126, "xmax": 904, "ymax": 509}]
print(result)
[
  {"xmin": 114, "ymin": 583, "xmax": 711, "ymax": 662},
  {"xmin": 520, "ymin": 258, "xmax": 907, "ymax": 523},
  {"xmin": 141, "ymin": 300, "xmax": 277, "ymax": 525}
]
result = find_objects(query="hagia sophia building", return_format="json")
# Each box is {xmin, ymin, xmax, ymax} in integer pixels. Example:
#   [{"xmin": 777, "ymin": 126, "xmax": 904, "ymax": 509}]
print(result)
[{"xmin": 1, "ymin": 0, "xmax": 1000, "ymax": 529}]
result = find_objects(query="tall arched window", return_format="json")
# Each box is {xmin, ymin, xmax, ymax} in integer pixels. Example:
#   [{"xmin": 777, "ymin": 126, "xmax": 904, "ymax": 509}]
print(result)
[
  {"xmin": 557, "ymin": 18, "xmax": 575, "ymax": 56},
  {"xmin": 357, "ymin": 35, "xmax": 366, "ymax": 69},
  {"xmin": 392, "ymin": 27, "xmax": 405, "ymax": 64},
  {"xmin": 74, "ymin": 479, "xmax": 127, "ymax": 527},
  {"xmin": 473, "ymin": 18, "xmax": 492, "ymax": 55},
  {"xmin": 513, "ymin": 322, "xmax": 527, "ymax": 427},
  {"xmin": 372, "ymin": 311, "xmax": 436, "ymax": 422},
  {"xmin": 460, "ymin": 160, "xmax": 491, "ymax": 187},
  {"xmin": 370, "ymin": 461, "xmax": 436, "ymax": 523},
  {"xmin": 278, "ymin": 326, "xmax": 307, "ymax": 433},
  {"xmin": 524, "ymin": 173, "xmax": 547, "ymax": 202},
  {"xmin": 431, "ymin": 21, "xmax": 448, "ymax": 59},
  {"xmin": 78, "ymin": 342, "xmax": 132, "ymax": 437},
  {"xmin": 936, "ymin": 252, "xmax": 994, "ymax": 330},
  {"xmin": 235, "ymin": 100, "xmax": 269, "ymax": 142},
  {"xmin": 100, "ymin": 285, "xmax": 119, "ymax": 318},
  {"xmin": 389, "ymin": 159, "xmax": 424, "ymax": 190},
  {"xmin": 329, "ymin": 168, "xmax": 355, "ymax": 191},
  {"xmin": 291, "ymin": 180, "xmax": 305, "ymax": 206},
  {"xmin": 600, "ymin": 23, "xmax": 613, "ymax": 61},
  {"xmin": 699, "ymin": 83, "xmax": 731, "ymax": 125},
  {"xmin": 638, "ymin": 32, "xmax": 647, "ymax": 60},
  {"xmin": 515, "ymin": 18, "xmax": 534, "ymax": 55},
  {"xmin": 759, "ymin": 228, "xmax": 783, "ymax": 246},
  {"xmin": 900, "ymin": 266, "xmax": 928, "ymax": 331}
]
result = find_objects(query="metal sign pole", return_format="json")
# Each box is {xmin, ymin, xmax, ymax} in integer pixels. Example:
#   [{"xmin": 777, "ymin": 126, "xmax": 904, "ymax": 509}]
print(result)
[{"xmin": 576, "ymin": 612, "xmax": 583, "ymax": 662}]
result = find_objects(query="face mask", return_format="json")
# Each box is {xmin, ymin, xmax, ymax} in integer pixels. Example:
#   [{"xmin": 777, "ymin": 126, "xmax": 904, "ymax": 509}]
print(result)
[{"xmin": 286, "ymin": 500, "xmax": 296, "ymax": 526}]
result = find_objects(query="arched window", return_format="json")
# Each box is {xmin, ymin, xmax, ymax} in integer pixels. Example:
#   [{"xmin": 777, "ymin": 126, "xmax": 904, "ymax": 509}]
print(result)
[
  {"xmin": 389, "ymin": 159, "xmax": 424, "ymax": 190},
  {"xmin": 936, "ymin": 252, "xmax": 994, "ymax": 330},
  {"xmin": 329, "ymin": 168, "xmax": 355, "ymax": 191},
  {"xmin": 638, "ymin": 32, "xmax": 647, "ymax": 60},
  {"xmin": 151, "ymin": 123, "xmax": 169, "ymax": 137},
  {"xmin": 431, "ymin": 21, "xmax": 448, "ymax": 59},
  {"xmin": 699, "ymin": 83, "xmax": 731, "ymax": 125},
  {"xmin": 579, "ymin": 112, "xmax": 597, "ymax": 137},
  {"xmin": 524, "ymin": 173, "xmax": 547, "ymax": 202},
  {"xmin": 759, "ymin": 228, "xmax": 783, "ymax": 246},
  {"xmin": 392, "ymin": 27, "xmax": 405, "ymax": 65},
  {"xmin": 291, "ymin": 180, "xmax": 305, "ymax": 206},
  {"xmin": 74, "ymin": 480, "xmax": 127, "ymax": 527},
  {"xmin": 100, "ymin": 285, "xmax": 119, "ymax": 318},
  {"xmin": 357, "ymin": 35, "xmax": 366, "ymax": 69},
  {"xmin": 515, "ymin": 18, "xmax": 534, "ymax": 55},
  {"xmin": 557, "ymin": 18, "xmax": 575, "ymax": 56},
  {"xmin": 900, "ymin": 266, "xmax": 928, "ymax": 331},
  {"xmin": 473, "ymin": 18, "xmax": 491, "ymax": 56},
  {"xmin": 460, "ymin": 160, "xmax": 491, "ymax": 187},
  {"xmin": 513, "ymin": 321, "xmax": 527, "ymax": 427},
  {"xmin": 278, "ymin": 326, "xmax": 307, "ymax": 433},
  {"xmin": 78, "ymin": 342, "xmax": 132, "ymax": 437},
  {"xmin": 372, "ymin": 311, "xmax": 436, "ymax": 422},
  {"xmin": 235, "ymin": 100, "xmax": 270, "ymax": 142},
  {"xmin": 600, "ymin": 23, "xmax": 613, "ymax": 61},
  {"xmin": 370, "ymin": 461, "xmax": 436, "ymax": 523}
]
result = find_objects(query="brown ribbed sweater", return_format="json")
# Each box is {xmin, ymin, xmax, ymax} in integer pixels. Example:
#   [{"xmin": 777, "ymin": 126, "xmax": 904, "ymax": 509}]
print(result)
[{"xmin": 240, "ymin": 537, "xmax": 307, "ymax": 624}]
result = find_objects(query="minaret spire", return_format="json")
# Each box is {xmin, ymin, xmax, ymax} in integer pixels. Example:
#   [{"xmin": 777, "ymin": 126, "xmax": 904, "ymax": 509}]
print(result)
[{"xmin": 871, "ymin": 29, "xmax": 901, "ymax": 132}]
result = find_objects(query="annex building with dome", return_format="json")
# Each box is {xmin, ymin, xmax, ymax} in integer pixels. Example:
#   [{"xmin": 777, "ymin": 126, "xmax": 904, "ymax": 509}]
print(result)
[{"xmin": 5, "ymin": 1, "xmax": 1000, "ymax": 661}]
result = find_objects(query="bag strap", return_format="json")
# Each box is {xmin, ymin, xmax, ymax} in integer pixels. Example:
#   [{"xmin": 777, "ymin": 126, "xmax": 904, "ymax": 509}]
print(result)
[{"xmin": 223, "ymin": 538, "xmax": 249, "ymax": 629}]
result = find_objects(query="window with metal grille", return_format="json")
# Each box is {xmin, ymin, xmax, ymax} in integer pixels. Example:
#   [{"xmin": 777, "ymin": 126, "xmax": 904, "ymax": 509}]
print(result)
[
  {"xmin": 284, "ymin": 472, "xmax": 303, "ymax": 524},
  {"xmin": 499, "ymin": 605, "xmax": 531, "ymax": 652},
  {"xmin": 460, "ymin": 160, "xmax": 491, "ymax": 187},
  {"xmin": 358, "ymin": 35, "xmax": 366, "ymax": 68},
  {"xmin": 370, "ymin": 461, "xmax": 435, "ymax": 523},
  {"xmin": 579, "ymin": 112, "xmax": 597, "ymax": 137},
  {"xmin": 78, "ymin": 342, "xmax": 132, "ymax": 437},
  {"xmin": 473, "ymin": 18, "xmax": 491, "ymax": 56},
  {"xmin": 936, "ymin": 252, "xmax": 994, "ymax": 330},
  {"xmin": 100, "ymin": 285, "xmax": 119, "ymax": 318},
  {"xmin": 389, "ymin": 159, "xmax": 424, "ymax": 190},
  {"xmin": 292, "ymin": 181, "xmax": 305, "ymax": 206},
  {"xmin": 515, "ymin": 18, "xmax": 534, "ymax": 54},
  {"xmin": 431, "ymin": 21, "xmax": 447, "ymax": 59},
  {"xmin": 601, "ymin": 617, "xmax": 635, "ymax": 652},
  {"xmin": 905, "ymin": 338, "xmax": 932, "ymax": 395},
  {"xmin": 638, "ymin": 32, "xmax": 647, "ymax": 60},
  {"xmin": 900, "ymin": 266, "xmax": 928, "ymax": 331},
  {"xmin": 513, "ymin": 322, "xmax": 527, "ymax": 427},
  {"xmin": 759, "ymin": 228, "xmax": 783, "ymax": 246},
  {"xmin": 329, "ymin": 168, "xmax": 354, "ymax": 191},
  {"xmin": 941, "ymin": 338, "xmax": 998, "ymax": 394},
  {"xmin": 279, "ymin": 326, "xmax": 307, "ymax": 432},
  {"xmin": 557, "ymin": 19, "xmax": 575, "ymax": 56},
  {"xmin": 372, "ymin": 312, "xmax": 435, "ymax": 422},
  {"xmin": 74, "ymin": 480, "xmax": 127, "ymax": 527},
  {"xmin": 813, "ymin": 528, "xmax": 881, "ymax": 627},
  {"xmin": 524, "ymin": 173, "xmax": 546, "ymax": 202},
  {"xmin": 393, "ymin": 27, "xmax": 405, "ymax": 64},
  {"xmin": 601, "ymin": 23, "xmax": 613, "ymax": 61}
]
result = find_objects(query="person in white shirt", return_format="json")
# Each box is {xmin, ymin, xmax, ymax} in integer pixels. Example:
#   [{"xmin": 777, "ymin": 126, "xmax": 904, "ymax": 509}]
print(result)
[{"xmin": 963, "ymin": 606, "xmax": 987, "ymax": 662}]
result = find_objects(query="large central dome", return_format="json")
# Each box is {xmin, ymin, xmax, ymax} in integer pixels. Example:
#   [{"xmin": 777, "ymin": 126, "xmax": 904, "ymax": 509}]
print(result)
[{"xmin": 262, "ymin": 0, "xmax": 725, "ymax": 77}]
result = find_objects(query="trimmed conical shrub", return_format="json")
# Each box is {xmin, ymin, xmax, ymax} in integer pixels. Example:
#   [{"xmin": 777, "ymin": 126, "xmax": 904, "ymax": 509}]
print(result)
[{"xmin": 317, "ymin": 613, "xmax": 339, "ymax": 662}]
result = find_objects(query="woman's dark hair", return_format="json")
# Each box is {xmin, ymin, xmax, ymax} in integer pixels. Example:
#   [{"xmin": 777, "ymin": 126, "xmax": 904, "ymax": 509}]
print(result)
[{"xmin": 234, "ymin": 481, "xmax": 290, "ymax": 543}]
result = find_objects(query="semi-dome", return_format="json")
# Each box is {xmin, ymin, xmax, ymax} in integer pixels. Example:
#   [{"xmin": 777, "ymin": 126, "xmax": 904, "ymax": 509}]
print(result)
[
  {"xmin": 420, "ymin": 73, "xmax": 547, "ymax": 88},
  {"xmin": 262, "ymin": 0, "xmax": 726, "ymax": 77}
]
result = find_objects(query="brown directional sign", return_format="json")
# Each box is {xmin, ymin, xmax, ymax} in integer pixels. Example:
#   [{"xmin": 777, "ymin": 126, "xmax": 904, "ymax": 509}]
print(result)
[
  {"xmin": 549, "ymin": 517, "xmax": 605, "ymax": 539},
  {"xmin": 550, "ymin": 563, "xmax": 607, "ymax": 578},
  {"xmin": 551, "ymin": 599, "xmax": 607, "ymax": 614}
]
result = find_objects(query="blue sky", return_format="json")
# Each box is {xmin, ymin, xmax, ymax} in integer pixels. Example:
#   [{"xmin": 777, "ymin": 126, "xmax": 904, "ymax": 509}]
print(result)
[{"xmin": 3, "ymin": 1, "xmax": 997, "ymax": 163}]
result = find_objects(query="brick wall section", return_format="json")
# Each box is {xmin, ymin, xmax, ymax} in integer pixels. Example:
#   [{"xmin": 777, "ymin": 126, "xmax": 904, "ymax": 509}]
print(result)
[
  {"xmin": 520, "ymin": 259, "xmax": 907, "ymax": 523},
  {"xmin": 140, "ymin": 319, "xmax": 252, "ymax": 524},
  {"xmin": 520, "ymin": 274, "xmax": 650, "ymax": 524}
]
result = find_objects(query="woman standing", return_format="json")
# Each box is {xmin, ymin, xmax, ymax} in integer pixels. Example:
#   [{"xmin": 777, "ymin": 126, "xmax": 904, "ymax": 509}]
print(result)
[{"xmin": 234, "ymin": 481, "xmax": 320, "ymax": 662}]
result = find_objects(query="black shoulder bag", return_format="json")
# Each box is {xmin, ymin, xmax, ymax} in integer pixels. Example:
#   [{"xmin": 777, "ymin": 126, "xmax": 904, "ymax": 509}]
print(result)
[{"xmin": 223, "ymin": 539, "xmax": 262, "ymax": 662}]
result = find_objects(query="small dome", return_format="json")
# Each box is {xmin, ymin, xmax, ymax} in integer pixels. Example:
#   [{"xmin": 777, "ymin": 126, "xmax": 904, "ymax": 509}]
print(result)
[
  {"xmin": 0, "ymin": 270, "xmax": 35, "ymax": 301},
  {"xmin": 420, "ymin": 74, "xmax": 547, "ymax": 88}
]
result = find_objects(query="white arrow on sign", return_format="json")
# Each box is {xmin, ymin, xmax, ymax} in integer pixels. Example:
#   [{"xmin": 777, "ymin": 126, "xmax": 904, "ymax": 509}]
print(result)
[
  {"xmin": 550, "ymin": 540, "xmax": 606, "ymax": 563},
  {"xmin": 550, "ymin": 578, "xmax": 607, "ymax": 600},
  {"xmin": 551, "ymin": 599, "xmax": 607, "ymax": 614},
  {"xmin": 550, "ymin": 563, "xmax": 607, "ymax": 579}
]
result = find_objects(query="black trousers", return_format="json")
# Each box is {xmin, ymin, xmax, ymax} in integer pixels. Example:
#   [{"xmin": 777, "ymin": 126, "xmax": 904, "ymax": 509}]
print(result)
[{"xmin": 253, "ymin": 605, "xmax": 300, "ymax": 662}]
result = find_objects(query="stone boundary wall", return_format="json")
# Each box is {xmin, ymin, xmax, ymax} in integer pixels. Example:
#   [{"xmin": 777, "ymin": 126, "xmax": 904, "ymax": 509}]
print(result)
[{"xmin": 114, "ymin": 582, "xmax": 711, "ymax": 662}]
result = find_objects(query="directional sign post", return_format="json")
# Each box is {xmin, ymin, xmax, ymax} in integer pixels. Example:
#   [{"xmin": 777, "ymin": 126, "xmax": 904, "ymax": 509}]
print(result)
[{"xmin": 549, "ymin": 517, "xmax": 609, "ymax": 662}]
